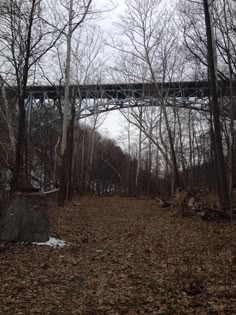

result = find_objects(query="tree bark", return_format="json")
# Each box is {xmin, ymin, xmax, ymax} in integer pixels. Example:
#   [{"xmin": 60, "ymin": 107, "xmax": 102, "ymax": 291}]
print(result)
[
  {"xmin": 203, "ymin": 0, "xmax": 229, "ymax": 208},
  {"xmin": 58, "ymin": 0, "xmax": 73, "ymax": 206}
]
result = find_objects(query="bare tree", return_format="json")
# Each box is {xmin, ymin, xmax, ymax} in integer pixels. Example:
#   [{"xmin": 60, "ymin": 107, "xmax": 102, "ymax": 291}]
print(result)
[
  {"xmin": 111, "ymin": 0, "xmax": 182, "ymax": 190},
  {"xmin": 202, "ymin": 0, "xmax": 229, "ymax": 210},
  {"xmin": 0, "ymin": 0, "xmax": 66, "ymax": 191},
  {"xmin": 57, "ymin": 0, "xmax": 93, "ymax": 205}
]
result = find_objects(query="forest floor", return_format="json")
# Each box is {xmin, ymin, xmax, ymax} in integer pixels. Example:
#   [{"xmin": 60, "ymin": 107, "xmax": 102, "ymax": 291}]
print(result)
[{"xmin": 1, "ymin": 196, "xmax": 236, "ymax": 314}]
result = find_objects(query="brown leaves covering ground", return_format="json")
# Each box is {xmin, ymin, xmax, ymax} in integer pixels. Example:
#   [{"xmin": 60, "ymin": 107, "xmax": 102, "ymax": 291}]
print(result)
[{"xmin": 1, "ymin": 196, "xmax": 236, "ymax": 314}]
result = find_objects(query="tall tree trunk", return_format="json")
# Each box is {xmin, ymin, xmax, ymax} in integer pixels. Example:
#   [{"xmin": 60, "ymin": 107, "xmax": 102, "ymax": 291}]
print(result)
[
  {"xmin": 13, "ymin": 0, "xmax": 37, "ymax": 191},
  {"xmin": 135, "ymin": 108, "xmax": 142, "ymax": 196},
  {"xmin": 203, "ymin": 0, "xmax": 229, "ymax": 209},
  {"xmin": 162, "ymin": 104, "xmax": 180, "ymax": 189},
  {"xmin": 67, "ymin": 98, "xmax": 76, "ymax": 200},
  {"xmin": 58, "ymin": 0, "xmax": 73, "ymax": 205}
]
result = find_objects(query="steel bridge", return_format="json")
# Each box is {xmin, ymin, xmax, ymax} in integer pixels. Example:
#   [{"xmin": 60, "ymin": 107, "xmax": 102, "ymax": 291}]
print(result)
[{"xmin": 7, "ymin": 80, "xmax": 234, "ymax": 119}]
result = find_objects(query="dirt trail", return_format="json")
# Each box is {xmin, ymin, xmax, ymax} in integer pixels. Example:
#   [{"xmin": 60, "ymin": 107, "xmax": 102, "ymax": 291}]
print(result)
[{"xmin": 1, "ymin": 196, "xmax": 236, "ymax": 314}]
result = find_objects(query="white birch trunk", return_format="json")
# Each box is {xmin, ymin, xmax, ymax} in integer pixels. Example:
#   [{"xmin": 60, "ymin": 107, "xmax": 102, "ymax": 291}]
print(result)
[{"xmin": 61, "ymin": 0, "xmax": 74, "ymax": 156}]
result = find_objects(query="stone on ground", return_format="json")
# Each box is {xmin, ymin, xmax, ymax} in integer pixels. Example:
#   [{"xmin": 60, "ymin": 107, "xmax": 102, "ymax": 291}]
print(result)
[{"xmin": 0, "ymin": 192, "xmax": 49, "ymax": 242}]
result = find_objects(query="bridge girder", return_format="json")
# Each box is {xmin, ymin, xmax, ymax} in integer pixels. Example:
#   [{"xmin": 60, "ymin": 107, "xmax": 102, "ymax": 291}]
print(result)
[{"xmin": 3, "ymin": 81, "xmax": 234, "ymax": 119}]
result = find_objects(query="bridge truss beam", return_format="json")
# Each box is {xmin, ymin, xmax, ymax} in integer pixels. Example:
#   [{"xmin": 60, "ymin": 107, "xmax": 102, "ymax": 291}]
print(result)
[{"xmin": 19, "ymin": 81, "xmax": 234, "ymax": 120}]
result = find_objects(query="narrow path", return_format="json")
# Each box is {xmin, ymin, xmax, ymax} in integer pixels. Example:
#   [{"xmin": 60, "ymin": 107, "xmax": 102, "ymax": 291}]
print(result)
[{"xmin": 1, "ymin": 196, "xmax": 236, "ymax": 314}]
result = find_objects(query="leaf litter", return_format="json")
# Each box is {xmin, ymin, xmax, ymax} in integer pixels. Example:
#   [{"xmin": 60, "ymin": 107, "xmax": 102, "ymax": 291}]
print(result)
[{"xmin": 0, "ymin": 196, "xmax": 236, "ymax": 314}]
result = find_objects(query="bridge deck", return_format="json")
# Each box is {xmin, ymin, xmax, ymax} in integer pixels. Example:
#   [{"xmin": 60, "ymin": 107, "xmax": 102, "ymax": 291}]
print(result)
[{"xmin": 6, "ymin": 80, "xmax": 232, "ymax": 99}]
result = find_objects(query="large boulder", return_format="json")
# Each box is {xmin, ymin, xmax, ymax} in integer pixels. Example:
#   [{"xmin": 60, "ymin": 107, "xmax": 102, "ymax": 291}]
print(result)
[{"xmin": 0, "ymin": 192, "xmax": 49, "ymax": 242}]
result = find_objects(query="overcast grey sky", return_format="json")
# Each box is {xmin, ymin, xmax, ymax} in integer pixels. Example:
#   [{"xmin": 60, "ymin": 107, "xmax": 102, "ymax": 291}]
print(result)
[
  {"xmin": 96, "ymin": 0, "xmax": 127, "ymax": 139},
  {"xmin": 97, "ymin": 0, "xmax": 126, "ymax": 35}
]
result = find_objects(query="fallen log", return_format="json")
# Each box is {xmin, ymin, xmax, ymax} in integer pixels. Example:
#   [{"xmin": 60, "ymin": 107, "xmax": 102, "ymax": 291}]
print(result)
[{"xmin": 43, "ymin": 189, "xmax": 59, "ymax": 195}]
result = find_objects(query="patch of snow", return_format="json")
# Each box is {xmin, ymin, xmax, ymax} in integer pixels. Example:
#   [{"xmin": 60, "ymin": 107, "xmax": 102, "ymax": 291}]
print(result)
[{"xmin": 33, "ymin": 237, "xmax": 67, "ymax": 248}]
